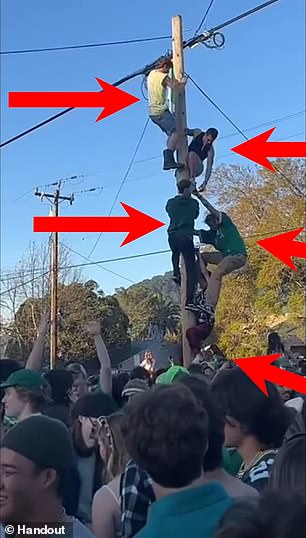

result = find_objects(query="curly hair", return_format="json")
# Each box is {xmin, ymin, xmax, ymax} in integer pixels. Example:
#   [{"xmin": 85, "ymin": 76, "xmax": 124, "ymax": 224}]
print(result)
[
  {"xmin": 122, "ymin": 384, "xmax": 208, "ymax": 488},
  {"xmin": 211, "ymin": 368, "xmax": 291, "ymax": 448}
]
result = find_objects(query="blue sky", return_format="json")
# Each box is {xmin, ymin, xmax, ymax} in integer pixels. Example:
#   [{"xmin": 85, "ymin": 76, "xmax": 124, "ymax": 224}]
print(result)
[{"xmin": 1, "ymin": 0, "xmax": 305, "ymax": 295}]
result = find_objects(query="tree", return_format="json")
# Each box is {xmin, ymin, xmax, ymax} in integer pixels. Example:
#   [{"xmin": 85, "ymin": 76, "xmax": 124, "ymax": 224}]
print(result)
[
  {"xmin": 6, "ymin": 280, "xmax": 130, "ymax": 363},
  {"xmin": 205, "ymin": 158, "xmax": 305, "ymax": 356},
  {"xmin": 115, "ymin": 285, "xmax": 180, "ymax": 340},
  {"xmin": 122, "ymin": 159, "xmax": 305, "ymax": 357},
  {"xmin": 1, "ymin": 241, "xmax": 81, "ymax": 358}
]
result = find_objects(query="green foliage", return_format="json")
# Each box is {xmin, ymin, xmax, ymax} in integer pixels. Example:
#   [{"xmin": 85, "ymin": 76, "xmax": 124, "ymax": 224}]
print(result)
[
  {"xmin": 206, "ymin": 158, "xmax": 305, "ymax": 356},
  {"xmin": 6, "ymin": 280, "xmax": 130, "ymax": 362},
  {"xmin": 4, "ymin": 160, "xmax": 305, "ymax": 362},
  {"xmin": 115, "ymin": 285, "xmax": 180, "ymax": 340},
  {"xmin": 127, "ymin": 159, "xmax": 305, "ymax": 357}
]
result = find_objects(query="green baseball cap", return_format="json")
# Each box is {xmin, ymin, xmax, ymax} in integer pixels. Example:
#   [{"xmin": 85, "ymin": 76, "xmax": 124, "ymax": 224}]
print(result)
[
  {"xmin": 0, "ymin": 369, "xmax": 47, "ymax": 390},
  {"xmin": 156, "ymin": 365, "xmax": 189, "ymax": 384}
]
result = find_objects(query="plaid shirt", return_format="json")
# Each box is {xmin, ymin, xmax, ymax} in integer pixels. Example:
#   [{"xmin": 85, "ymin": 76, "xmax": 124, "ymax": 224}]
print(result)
[{"xmin": 120, "ymin": 459, "xmax": 155, "ymax": 538}]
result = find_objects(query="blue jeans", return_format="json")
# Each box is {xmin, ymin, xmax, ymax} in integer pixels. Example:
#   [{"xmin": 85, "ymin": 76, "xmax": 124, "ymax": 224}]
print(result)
[{"xmin": 149, "ymin": 110, "xmax": 176, "ymax": 136}]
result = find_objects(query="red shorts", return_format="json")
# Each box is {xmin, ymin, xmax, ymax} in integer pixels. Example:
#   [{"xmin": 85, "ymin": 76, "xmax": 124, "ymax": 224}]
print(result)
[{"xmin": 186, "ymin": 322, "xmax": 213, "ymax": 354}]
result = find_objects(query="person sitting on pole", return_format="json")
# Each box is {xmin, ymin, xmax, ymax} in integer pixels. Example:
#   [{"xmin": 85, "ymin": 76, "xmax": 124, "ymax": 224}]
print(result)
[
  {"xmin": 147, "ymin": 57, "xmax": 187, "ymax": 171},
  {"xmin": 186, "ymin": 127, "xmax": 219, "ymax": 190},
  {"xmin": 166, "ymin": 180, "xmax": 201, "ymax": 312},
  {"xmin": 193, "ymin": 192, "xmax": 247, "ymax": 321}
]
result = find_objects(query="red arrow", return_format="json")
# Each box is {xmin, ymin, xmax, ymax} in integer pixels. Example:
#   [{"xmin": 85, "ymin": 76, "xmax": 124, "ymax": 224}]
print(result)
[
  {"xmin": 231, "ymin": 128, "xmax": 306, "ymax": 171},
  {"xmin": 257, "ymin": 227, "xmax": 305, "ymax": 270},
  {"xmin": 8, "ymin": 78, "xmax": 140, "ymax": 121},
  {"xmin": 233, "ymin": 354, "xmax": 306, "ymax": 396},
  {"xmin": 33, "ymin": 203, "xmax": 164, "ymax": 247}
]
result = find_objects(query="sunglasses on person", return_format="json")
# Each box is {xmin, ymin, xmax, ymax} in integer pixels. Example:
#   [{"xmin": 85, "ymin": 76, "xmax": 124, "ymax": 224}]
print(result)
[{"xmin": 87, "ymin": 416, "xmax": 114, "ymax": 450}]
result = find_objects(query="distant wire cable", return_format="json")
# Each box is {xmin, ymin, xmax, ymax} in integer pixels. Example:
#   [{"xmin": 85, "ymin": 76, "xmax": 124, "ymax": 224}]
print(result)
[
  {"xmin": 0, "ymin": 0, "xmax": 280, "ymax": 148},
  {"xmin": 0, "ymin": 226, "xmax": 301, "ymax": 286},
  {"xmin": 0, "ymin": 35, "xmax": 172, "ymax": 55},
  {"xmin": 134, "ymin": 110, "xmax": 305, "ymax": 165},
  {"xmin": 187, "ymin": 73, "xmax": 248, "ymax": 140},
  {"xmin": 141, "ymin": 77, "xmax": 148, "ymax": 101},
  {"xmin": 194, "ymin": 0, "xmax": 215, "ymax": 36},
  {"xmin": 63, "ymin": 245, "xmax": 135, "ymax": 284},
  {"xmin": 215, "ymin": 131, "xmax": 305, "ymax": 163},
  {"xmin": 187, "ymin": 73, "xmax": 306, "ymax": 198},
  {"xmin": 88, "ymin": 117, "xmax": 150, "ymax": 258},
  {"xmin": 10, "ymin": 110, "xmax": 305, "ymax": 206}
]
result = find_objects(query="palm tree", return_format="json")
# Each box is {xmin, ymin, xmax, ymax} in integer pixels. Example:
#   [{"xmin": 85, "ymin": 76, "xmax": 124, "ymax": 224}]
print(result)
[{"xmin": 148, "ymin": 294, "xmax": 180, "ymax": 338}]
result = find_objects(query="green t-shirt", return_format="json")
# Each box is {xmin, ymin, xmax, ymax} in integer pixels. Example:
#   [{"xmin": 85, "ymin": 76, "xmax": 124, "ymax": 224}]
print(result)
[
  {"xmin": 200, "ymin": 212, "xmax": 247, "ymax": 256},
  {"xmin": 222, "ymin": 447, "xmax": 243, "ymax": 477},
  {"xmin": 166, "ymin": 195, "xmax": 199, "ymax": 239},
  {"xmin": 136, "ymin": 481, "xmax": 232, "ymax": 538}
]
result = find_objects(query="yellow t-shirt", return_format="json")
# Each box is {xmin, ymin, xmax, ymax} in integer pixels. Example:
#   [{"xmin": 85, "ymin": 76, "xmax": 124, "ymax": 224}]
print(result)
[{"xmin": 147, "ymin": 70, "xmax": 168, "ymax": 116}]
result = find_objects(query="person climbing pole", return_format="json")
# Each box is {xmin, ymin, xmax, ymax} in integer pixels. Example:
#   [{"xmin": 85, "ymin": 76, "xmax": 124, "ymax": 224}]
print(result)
[
  {"xmin": 147, "ymin": 57, "xmax": 187, "ymax": 171},
  {"xmin": 193, "ymin": 192, "xmax": 247, "ymax": 321},
  {"xmin": 186, "ymin": 251, "xmax": 214, "ymax": 360},
  {"xmin": 186, "ymin": 308, "xmax": 214, "ymax": 362},
  {"xmin": 166, "ymin": 180, "xmax": 200, "ymax": 312},
  {"xmin": 186, "ymin": 127, "xmax": 219, "ymax": 190}
]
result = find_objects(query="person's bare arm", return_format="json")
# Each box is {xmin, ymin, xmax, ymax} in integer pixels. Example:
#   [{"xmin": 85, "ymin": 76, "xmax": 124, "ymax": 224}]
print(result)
[
  {"xmin": 185, "ymin": 128, "xmax": 202, "ymax": 138},
  {"xmin": 25, "ymin": 312, "xmax": 49, "ymax": 371},
  {"xmin": 85, "ymin": 322, "xmax": 112, "ymax": 395},
  {"xmin": 203, "ymin": 145, "xmax": 215, "ymax": 187},
  {"xmin": 92, "ymin": 487, "xmax": 117, "ymax": 538},
  {"xmin": 163, "ymin": 76, "xmax": 187, "ymax": 90},
  {"xmin": 194, "ymin": 192, "xmax": 221, "ymax": 220}
]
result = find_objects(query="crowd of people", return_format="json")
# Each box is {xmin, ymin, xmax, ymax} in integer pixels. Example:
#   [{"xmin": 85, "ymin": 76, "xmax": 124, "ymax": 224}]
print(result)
[
  {"xmin": 1, "ymin": 57, "xmax": 305, "ymax": 538},
  {"xmin": 0, "ymin": 322, "xmax": 305, "ymax": 538}
]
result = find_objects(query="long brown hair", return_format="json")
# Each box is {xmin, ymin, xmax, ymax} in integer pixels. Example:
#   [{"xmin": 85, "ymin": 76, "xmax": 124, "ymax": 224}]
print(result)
[{"xmin": 98, "ymin": 412, "xmax": 129, "ymax": 483}]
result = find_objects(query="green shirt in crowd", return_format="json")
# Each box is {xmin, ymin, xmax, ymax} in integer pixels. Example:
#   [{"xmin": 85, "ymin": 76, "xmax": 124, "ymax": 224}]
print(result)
[
  {"xmin": 135, "ymin": 481, "xmax": 232, "ymax": 538},
  {"xmin": 222, "ymin": 447, "xmax": 243, "ymax": 477},
  {"xmin": 200, "ymin": 212, "xmax": 247, "ymax": 257},
  {"xmin": 166, "ymin": 195, "xmax": 200, "ymax": 240}
]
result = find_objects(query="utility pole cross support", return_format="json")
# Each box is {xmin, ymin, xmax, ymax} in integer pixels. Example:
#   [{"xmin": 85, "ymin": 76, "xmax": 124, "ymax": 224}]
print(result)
[{"xmin": 35, "ymin": 186, "xmax": 74, "ymax": 368}]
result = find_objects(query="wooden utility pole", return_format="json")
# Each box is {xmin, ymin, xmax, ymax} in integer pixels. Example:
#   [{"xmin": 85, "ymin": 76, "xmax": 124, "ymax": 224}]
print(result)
[
  {"xmin": 172, "ymin": 15, "xmax": 196, "ymax": 368},
  {"xmin": 50, "ymin": 190, "xmax": 59, "ymax": 369},
  {"xmin": 35, "ymin": 185, "xmax": 73, "ymax": 368}
]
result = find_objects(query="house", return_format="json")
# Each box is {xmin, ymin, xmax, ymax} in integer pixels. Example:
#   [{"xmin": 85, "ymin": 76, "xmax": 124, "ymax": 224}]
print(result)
[{"xmin": 283, "ymin": 335, "xmax": 306, "ymax": 359}]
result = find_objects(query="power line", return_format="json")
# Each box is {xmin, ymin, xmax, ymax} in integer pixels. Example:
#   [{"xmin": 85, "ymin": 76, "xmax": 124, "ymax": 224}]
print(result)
[
  {"xmin": 194, "ymin": 0, "xmax": 215, "ymax": 36},
  {"xmin": 187, "ymin": 73, "xmax": 306, "ymax": 198},
  {"xmin": 88, "ymin": 117, "xmax": 150, "ymax": 258},
  {"xmin": 189, "ymin": 0, "xmax": 280, "ymax": 45},
  {"xmin": 134, "ymin": 110, "xmax": 305, "ymax": 165},
  {"xmin": 1, "ymin": 35, "xmax": 172, "ymax": 56},
  {"xmin": 63, "ymin": 244, "xmax": 136, "ymax": 285},
  {"xmin": 0, "ymin": 0, "xmax": 280, "ymax": 148},
  {"xmin": 215, "ymin": 131, "xmax": 305, "ymax": 163},
  {"xmin": 0, "ymin": 226, "xmax": 301, "ymax": 288},
  {"xmin": 187, "ymin": 74, "xmax": 248, "ymax": 140}
]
